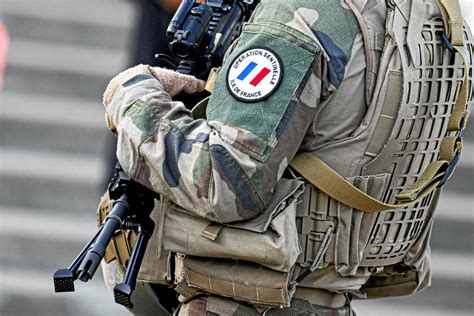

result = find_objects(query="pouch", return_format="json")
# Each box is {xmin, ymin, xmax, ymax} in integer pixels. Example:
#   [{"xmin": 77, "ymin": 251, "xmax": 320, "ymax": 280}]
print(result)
[
  {"xmin": 162, "ymin": 178, "xmax": 304, "ymax": 272},
  {"xmin": 175, "ymin": 255, "xmax": 301, "ymax": 308}
]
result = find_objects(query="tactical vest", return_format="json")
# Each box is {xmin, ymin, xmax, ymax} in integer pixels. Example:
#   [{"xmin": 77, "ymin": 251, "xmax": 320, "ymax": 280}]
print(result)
[{"xmin": 101, "ymin": 0, "xmax": 473, "ymax": 308}]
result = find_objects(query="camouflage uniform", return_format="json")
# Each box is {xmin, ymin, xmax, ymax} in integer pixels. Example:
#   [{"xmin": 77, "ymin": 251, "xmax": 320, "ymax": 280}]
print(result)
[
  {"xmin": 106, "ymin": 0, "xmax": 360, "ymax": 223},
  {"xmin": 104, "ymin": 0, "xmax": 420, "ymax": 314},
  {"xmin": 105, "ymin": 0, "xmax": 363, "ymax": 314}
]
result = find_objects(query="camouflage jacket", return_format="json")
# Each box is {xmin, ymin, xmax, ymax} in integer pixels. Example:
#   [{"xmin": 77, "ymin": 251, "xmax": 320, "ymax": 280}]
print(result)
[{"xmin": 106, "ymin": 0, "xmax": 362, "ymax": 223}]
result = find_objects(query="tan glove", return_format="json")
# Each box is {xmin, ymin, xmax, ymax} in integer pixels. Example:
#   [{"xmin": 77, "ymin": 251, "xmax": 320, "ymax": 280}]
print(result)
[{"xmin": 103, "ymin": 64, "xmax": 206, "ymax": 131}]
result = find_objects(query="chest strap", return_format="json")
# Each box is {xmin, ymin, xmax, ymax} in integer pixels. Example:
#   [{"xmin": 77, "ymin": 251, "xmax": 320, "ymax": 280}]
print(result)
[{"xmin": 290, "ymin": 154, "xmax": 435, "ymax": 212}]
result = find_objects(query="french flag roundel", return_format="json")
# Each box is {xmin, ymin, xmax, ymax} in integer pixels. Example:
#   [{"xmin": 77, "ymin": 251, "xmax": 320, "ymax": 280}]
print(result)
[{"xmin": 226, "ymin": 47, "xmax": 283, "ymax": 103}]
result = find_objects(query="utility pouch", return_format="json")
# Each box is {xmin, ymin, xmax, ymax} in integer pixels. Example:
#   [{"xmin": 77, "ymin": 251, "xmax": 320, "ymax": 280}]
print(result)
[
  {"xmin": 162, "ymin": 178, "xmax": 304, "ymax": 272},
  {"xmin": 360, "ymin": 256, "xmax": 432, "ymax": 298},
  {"xmin": 175, "ymin": 255, "xmax": 301, "ymax": 308}
]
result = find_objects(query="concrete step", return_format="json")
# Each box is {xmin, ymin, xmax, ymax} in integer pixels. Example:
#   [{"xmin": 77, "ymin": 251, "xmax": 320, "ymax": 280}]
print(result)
[
  {"xmin": 431, "ymin": 217, "xmax": 474, "ymax": 253},
  {"xmin": 435, "ymin": 192, "xmax": 474, "ymax": 222},
  {"xmin": 1, "ymin": 92, "xmax": 104, "ymax": 128},
  {"xmin": 0, "ymin": 92, "xmax": 108, "ymax": 153},
  {"xmin": 7, "ymin": 39, "xmax": 129, "ymax": 78},
  {"xmin": 0, "ymin": 146, "xmax": 107, "ymax": 213},
  {"xmin": 0, "ymin": 206, "xmax": 100, "ymax": 272},
  {"xmin": 0, "ymin": 92, "xmax": 110, "ymax": 155},
  {"xmin": 4, "ymin": 64, "xmax": 109, "ymax": 101},
  {"xmin": 0, "ymin": 208, "xmax": 99, "ymax": 272},
  {"xmin": 430, "ymin": 251, "xmax": 474, "ymax": 281},
  {"xmin": 3, "ymin": 13, "xmax": 133, "ymax": 52},
  {"xmin": 2, "ymin": 0, "xmax": 136, "ymax": 29},
  {"xmin": 441, "ymin": 164, "xmax": 474, "ymax": 196},
  {"xmin": 4, "ymin": 37, "xmax": 130, "ymax": 101},
  {"xmin": 0, "ymin": 118, "xmax": 110, "ymax": 156},
  {"xmin": 0, "ymin": 266, "xmax": 128, "ymax": 316}
]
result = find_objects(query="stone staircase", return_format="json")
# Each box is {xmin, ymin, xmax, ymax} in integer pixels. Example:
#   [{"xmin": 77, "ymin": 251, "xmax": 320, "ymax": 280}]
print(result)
[
  {"xmin": 1, "ymin": 1, "xmax": 135, "ymax": 315},
  {"xmin": 0, "ymin": 1, "xmax": 473, "ymax": 316}
]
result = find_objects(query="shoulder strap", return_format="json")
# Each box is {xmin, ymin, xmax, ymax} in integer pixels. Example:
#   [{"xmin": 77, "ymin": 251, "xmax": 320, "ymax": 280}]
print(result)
[
  {"xmin": 435, "ymin": 0, "xmax": 470, "ymax": 131},
  {"xmin": 290, "ymin": 153, "xmax": 440, "ymax": 212}
]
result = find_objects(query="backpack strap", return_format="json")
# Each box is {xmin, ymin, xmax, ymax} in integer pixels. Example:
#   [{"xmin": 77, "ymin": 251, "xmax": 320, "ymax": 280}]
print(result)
[
  {"xmin": 290, "ymin": 153, "xmax": 440, "ymax": 212},
  {"xmin": 435, "ymin": 0, "xmax": 470, "ymax": 131}
]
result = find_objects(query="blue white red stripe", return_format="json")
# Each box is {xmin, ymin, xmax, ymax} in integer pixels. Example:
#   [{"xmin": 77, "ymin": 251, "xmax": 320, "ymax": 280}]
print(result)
[{"xmin": 237, "ymin": 62, "xmax": 271, "ymax": 87}]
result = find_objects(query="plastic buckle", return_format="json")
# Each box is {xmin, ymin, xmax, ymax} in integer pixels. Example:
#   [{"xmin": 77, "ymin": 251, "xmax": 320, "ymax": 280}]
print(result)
[
  {"xmin": 441, "ymin": 33, "xmax": 455, "ymax": 52},
  {"xmin": 439, "ymin": 152, "xmax": 460, "ymax": 186}
]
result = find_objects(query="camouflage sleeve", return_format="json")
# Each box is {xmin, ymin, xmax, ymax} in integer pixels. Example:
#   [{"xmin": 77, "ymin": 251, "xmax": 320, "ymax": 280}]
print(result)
[{"xmin": 106, "ymin": 0, "xmax": 359, "ymax": 223}]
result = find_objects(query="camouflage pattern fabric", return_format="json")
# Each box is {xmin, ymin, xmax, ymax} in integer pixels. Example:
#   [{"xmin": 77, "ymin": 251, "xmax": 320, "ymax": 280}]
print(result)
[
  {"xmin": 178, "ymin": 296, "xmax": 354, "ymax": 316},
  {"xmin": 105, "ymin": 0, "xmax": 359, "ymax": 224}
]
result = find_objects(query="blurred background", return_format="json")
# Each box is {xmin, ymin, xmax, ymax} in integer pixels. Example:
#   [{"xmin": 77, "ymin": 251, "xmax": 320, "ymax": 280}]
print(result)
[{"xmin": 0, "ymin": 1, "xmax": 472, "ymax": 315}]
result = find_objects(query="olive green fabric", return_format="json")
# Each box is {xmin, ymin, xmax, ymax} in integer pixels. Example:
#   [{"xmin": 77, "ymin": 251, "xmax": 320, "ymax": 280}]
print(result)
[{"xmin": 206, "ymin": 30, "xmax": 315, "ymax": 150}]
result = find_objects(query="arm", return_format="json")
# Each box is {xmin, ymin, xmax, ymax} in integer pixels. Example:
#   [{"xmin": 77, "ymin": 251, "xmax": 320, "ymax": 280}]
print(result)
[{"xmin": 106, "ymin": 1, "xmax": 349, "ymax": 223}]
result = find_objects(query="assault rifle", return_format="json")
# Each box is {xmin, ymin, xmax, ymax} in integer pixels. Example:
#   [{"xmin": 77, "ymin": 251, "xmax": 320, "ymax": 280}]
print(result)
[{"xmin": 53, "ymin": 0, "xmax": 259, "ymax": 309}]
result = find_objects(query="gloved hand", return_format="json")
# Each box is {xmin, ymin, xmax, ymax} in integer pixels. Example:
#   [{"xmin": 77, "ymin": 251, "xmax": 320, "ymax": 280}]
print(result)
[{"xmin": 103, "ymin": 64, "xmax": 206, "ymax": 131}]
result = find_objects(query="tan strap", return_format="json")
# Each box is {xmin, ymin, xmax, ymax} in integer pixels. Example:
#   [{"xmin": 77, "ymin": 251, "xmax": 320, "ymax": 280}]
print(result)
[
  {"xmin": 290, "ymin": 153, "xmax": 442, "ymax": 212},
  {"xmin": 439, "ymin": 136, "xmax": 463, "ymax": 162},
  {"xmin": 436, "ymin": 0, "xmax": 464, "ymax": 46},
  {"xmin": 205, "ymin": 67, "xmax": 220, "ymax": 93},
  {"xmin": 447, "ymin": 46, "xmax": 470, "ymax": 131},
  {"xmin": 201, "ymin": 223, "xmax": 224, "ymax": 241},
  {"xmin": 395, "ymin": 160, "xmax": 448, "ymax": 203},
  {"xmin": 435, "ymin": 0, "xmax": 470, "ymax": 131}
]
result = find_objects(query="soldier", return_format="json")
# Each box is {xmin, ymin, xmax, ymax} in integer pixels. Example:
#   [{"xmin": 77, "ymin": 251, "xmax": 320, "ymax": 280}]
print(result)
[{"xmin": 101, "ymin": 0, "xmax": 473, "ymax": 315}]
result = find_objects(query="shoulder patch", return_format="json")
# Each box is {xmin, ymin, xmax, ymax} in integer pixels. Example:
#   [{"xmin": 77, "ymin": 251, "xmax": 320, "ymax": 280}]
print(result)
[{"xmin": 226, "ymin": 47, "xmax": 283, "ymax": 103}]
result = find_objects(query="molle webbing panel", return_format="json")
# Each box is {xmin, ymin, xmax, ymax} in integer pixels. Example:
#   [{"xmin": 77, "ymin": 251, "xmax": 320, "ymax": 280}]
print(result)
[
  {"xmin": 360, "ymin": 16, "xmax": 473, "ymax": 266},
  {"xmin": 296, "ymin": 185, "xmax": 336, "ymax": 267}
]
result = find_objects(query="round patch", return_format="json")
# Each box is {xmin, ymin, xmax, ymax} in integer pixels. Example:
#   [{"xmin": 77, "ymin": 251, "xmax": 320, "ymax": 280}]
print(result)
[{"xmin": 226, "ymin": 47, "xmax": 283, "ymax": 103}]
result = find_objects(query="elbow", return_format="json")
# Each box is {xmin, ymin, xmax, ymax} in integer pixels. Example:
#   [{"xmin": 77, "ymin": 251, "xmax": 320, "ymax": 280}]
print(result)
[{"xmin": 207, "ymin": 144, "xmax": 265, "ymax": 223}]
